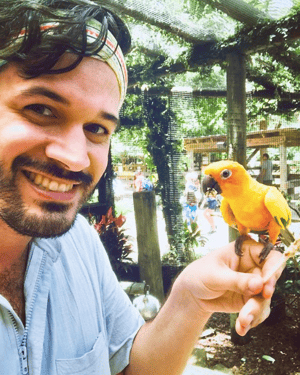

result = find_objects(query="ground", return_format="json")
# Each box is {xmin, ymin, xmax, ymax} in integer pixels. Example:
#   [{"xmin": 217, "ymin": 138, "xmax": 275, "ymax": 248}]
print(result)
[{"xmin": 194, "ymin": 294, "xmax": 300, "ymax": 375}]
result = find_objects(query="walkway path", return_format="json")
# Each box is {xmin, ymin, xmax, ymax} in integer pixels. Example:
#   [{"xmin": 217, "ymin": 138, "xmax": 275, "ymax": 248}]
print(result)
[{"xmin": 120, "ymin": 193, "xmax": 300, "ymax": 262}]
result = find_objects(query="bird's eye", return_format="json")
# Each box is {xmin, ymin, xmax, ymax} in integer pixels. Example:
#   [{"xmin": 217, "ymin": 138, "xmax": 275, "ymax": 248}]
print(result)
[{"xmin": 220, "ymin": 169, "xmax": 232, "ymax": 179}]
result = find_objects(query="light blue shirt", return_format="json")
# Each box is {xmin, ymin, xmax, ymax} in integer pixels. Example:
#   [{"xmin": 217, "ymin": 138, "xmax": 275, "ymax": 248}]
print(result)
[{"xmin": 0, "ymin": 215, "xmax": 144, "ymax": 375}]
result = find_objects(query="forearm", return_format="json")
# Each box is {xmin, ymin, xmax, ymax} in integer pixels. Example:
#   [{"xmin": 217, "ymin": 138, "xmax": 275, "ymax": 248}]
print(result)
[{"xmin": 125, "ymin": 283, "xmax": 211, "ymax": 375}]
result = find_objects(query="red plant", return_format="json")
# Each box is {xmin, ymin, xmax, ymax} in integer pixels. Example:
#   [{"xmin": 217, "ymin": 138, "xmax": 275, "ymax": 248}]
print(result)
[
  {"xmin": 94, "ymin": 207, "xmax": 133, "ymax": 275},
  {"xmin": 94, "ymin": 207, "xmax": 126, "ymax": 233}
]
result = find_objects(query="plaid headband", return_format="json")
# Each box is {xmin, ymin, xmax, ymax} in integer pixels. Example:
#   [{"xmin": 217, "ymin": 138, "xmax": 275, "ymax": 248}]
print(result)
[{"xmin": 0, "ymin": 17, "xmax": 127, "ymax": 107}]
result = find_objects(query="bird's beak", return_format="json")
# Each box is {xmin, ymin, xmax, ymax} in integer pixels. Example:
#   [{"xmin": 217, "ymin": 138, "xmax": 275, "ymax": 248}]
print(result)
[{"xmin": 202, "ymin": 175, "xmax": 222, "ymax": 194}]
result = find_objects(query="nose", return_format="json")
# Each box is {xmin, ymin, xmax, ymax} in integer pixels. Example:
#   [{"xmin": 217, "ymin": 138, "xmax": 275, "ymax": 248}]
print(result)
[{"xmin": 45, "ymin": 125, "xmax": 90, "ymax": 172}]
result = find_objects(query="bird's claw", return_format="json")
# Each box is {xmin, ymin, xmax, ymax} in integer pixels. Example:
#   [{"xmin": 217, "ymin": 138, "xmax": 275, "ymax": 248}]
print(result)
[
  {"xmin": 259, "ymin": 242, "xmax": 274, "ymax": 263},
  {"xmin": 234, "ymin": 235, "xmax": 251, "ymax": 257}
]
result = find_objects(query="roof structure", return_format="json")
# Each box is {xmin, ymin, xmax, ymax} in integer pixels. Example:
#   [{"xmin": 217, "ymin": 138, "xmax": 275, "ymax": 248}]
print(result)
[
  {"xmin": 97, "ymin": 0, "xmax": 300, "ymax": 111},
  {"xmin": 184, "ymin": 127, "xmax": 300, "ymax": 153}
]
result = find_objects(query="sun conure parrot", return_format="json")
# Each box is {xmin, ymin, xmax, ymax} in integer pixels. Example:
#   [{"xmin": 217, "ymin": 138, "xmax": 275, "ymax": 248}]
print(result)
[{"xmin": 202, "ymin": 160, "xmax": 294, "ymax": 262}]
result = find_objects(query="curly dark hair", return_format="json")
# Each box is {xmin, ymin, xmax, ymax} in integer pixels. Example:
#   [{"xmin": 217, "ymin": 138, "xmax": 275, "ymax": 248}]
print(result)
[{"xmin": 0, "ymin": 0, "xmax": 131, "ymax": 77}]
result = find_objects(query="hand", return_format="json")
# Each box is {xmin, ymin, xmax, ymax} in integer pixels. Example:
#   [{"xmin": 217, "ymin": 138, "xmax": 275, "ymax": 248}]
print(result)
[{"xmin": 174, "ymin": 238, "xmax": 284, "ymax": 336}]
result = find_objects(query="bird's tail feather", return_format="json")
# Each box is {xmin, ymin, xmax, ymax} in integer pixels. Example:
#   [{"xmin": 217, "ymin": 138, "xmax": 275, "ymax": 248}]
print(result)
[{"xmin": 280, "ymin": 227, "xmax": 295, "ymax": 247}]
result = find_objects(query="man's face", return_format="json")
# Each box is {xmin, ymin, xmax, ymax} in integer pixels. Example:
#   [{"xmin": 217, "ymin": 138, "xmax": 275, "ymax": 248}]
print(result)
[{"xmin": 0, "ymin": 56, "xmax": 120, "ymax": 238}]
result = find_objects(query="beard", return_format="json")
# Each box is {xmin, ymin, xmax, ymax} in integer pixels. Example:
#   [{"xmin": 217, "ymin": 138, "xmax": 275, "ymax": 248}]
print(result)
[{"xmin": 0, "ymin": 155, "xmax": 95, "ymax": 238}]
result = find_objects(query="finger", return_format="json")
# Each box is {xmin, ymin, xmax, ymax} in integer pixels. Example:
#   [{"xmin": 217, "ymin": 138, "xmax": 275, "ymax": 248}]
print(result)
[
  {"xmin": 261, "ymin": 251, "xmax": 285, "ymax": 298},
  {"xmin": 236, "ymin": 296, "xmax": 271, "ymax": 336},
  {"xmin": 235, "ymin": 314, "xmax": 253, "ymax": 336},
  {"xmin": 209, "ymin": 267, "xmax": 264, "ymax": 297},
  {"xmin": 262, "ymin": 276, "xmax": 277, "ymax": 299}
]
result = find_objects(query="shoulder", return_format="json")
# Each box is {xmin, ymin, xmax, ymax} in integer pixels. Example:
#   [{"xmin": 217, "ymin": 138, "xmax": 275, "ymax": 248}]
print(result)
[
  {"xmin": 65, "ymin": 214, "xmax": 99, "ymax": 246},
  {"xmin": 56, "ymin": 214, "xmax": 108, "ymax": 268}
]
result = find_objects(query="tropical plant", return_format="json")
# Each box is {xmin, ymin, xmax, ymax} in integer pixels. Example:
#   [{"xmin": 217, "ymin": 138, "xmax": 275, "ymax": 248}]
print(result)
[
  {"xmin": 94, "ymin": 207, "xmax": 134, "ymax": 275},
  {"xmin": 183, "ymin": 221, "xmax": 207, "ymax": 256},
  {"xmin": 162, "ymin": 221, "xmax": 207, "ymax": 266}
]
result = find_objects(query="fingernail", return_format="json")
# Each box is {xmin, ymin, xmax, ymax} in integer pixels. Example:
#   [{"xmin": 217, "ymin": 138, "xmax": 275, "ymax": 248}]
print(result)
[
  {"xmin": 248, "ymin": 315, "xmax": 254, "ymax": 325},
  {"xmin": 243, "ymin": 316, "xmax": 254, "ymax": 334}
]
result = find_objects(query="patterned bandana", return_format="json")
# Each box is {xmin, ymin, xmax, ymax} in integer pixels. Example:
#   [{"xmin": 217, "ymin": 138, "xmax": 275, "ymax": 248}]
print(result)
[{"xmin": 0, "ymin": 17, "xmax": 127, "ymax": 107}]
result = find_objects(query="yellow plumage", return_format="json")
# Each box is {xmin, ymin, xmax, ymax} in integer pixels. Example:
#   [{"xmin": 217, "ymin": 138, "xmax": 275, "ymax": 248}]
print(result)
[{"xmin": 203, "ymin": 160, "xmax": 293, "ymax": 260}]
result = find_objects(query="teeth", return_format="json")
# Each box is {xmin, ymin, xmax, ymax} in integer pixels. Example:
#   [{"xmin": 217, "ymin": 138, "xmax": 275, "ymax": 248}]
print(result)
[
  {"xmin": 27, "ymin": 172, "xmax": 74, "ymax": 192},
  {"xmin": 58, "ymin": 184, "xmax": 67, "ymax": 192},
  {"xmin": 42, "ymin": 177, "xmax": 50, "ymax": 188},
  {"xmin": 49, "ymin": 181, "xmax": 59, "ymax": 191},
  {"xmin": 34, "ymin": 174, "xmax": 43, "ymax": 185}
]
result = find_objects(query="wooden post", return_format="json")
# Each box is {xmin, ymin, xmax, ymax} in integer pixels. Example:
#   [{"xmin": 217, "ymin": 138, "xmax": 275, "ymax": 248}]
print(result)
[
  {"xmin": 280, "ymin": 142, "xmax": 288, "ymax": 192},
  {"xmin": 188, "ymin": 150, "xmax": 194, "ymax": 171},
  {"xmin": 259, "ymin": 119, "xmax": 268, "ymax": 162},
  {"xmin": 133, "ymin": 191, "xmax": 165, "ymax": 303},
  {"xmin": 226, "ymin": 52, "xmax": 247, "ymax": 167},
  {"xmin": 227, "ymin": 52, "xmax": 251, "ymax": 344},
  {"xmin": 227, "ymin": 51, "xmax": 248, "ymax": 243}
]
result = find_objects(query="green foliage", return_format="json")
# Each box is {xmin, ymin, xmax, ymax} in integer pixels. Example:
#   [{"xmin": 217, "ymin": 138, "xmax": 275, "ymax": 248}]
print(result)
[
  {"xmin": 144, "ymin": 95, "xmax": 185, "ymax": 251},
  {"xmin": 183, "ymin": 221, "xmax": 207, "ymax": 255},
  {"xmin": 162, "ymin": 221, "xmax": 207, "ymax": 266},
  {"xmin": 173, "ymin": 96, "xmax": 227, "ymax": 137},
  {"xmin": 120, "ymin": 94, "xmax": 144, "ymax": 130},
  {"xmin": 278, "ymin": 255, "xmax": 300, "ymax": 295}
]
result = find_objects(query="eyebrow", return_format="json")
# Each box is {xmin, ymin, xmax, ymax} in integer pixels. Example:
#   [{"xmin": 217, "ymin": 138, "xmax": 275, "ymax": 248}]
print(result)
[
  {"xmin": 100, "ymin": 112, "xmax": 120, "ymax": 128},
  {"xmin": 19, "ymin": 85, "xmax": 120, "ymax": 127},
  {"xmin": 19, "ymin": 86, "xmax": 70, "ymax": 105}
]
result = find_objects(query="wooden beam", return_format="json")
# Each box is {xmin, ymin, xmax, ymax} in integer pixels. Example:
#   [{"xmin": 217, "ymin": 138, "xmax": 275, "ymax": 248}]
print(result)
[
  {"xmin": 246, "ymin": 148, "xmax": 259, "ymax": 164},
  {"xmin": 247, "ymin": 136, "xmax": 285, "ymax": 148},
  {"xmin": 129, "ymin": 11, "xmax": 300, "ymax": 88},
  {"xmin": 287, "ymin": 179, "xmax": 300, "ymax": 189},
  {"xmin": 203, "ymin": 1, "xmax": 300, "ymax": 74},
  {"xmin": 127, "ymin": 86, "xmax": 300, "ymax": 100},
  {"xmin": 189, "ymin": 10, "xmax": 300, "ymax": 66},
  {"xmin": 200, "ymin": 0, "xmax": 270, "ymax": 26},
  {"xmin": 98, "ymin": 0, "xmax": 216, "ymax": 44},
  {"xmin": 184, "ymin": 134, "xmax": 291, "ymax": 153},
  {"xmin": 128, "ymin": 61, "xmax": 189, "ymax": 87}
]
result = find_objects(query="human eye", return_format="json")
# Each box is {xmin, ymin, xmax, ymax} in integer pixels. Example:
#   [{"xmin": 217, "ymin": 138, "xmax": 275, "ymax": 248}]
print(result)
[
  {"xmin": 24, "ymin": 104, "xmax": 55, "ymax": 117},
  {"xmin": 84, "ymin": 123, "xmax": 113, "ymax": 144},
  {"xmin": 84, "ymin": 123, "xmax": 106, "ymax": 135}
]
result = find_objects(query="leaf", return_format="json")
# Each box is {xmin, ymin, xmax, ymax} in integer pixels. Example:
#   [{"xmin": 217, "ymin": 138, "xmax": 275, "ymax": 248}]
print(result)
[
  {"xmin": 115, "ymin": 214, "xmax": 126, "ymax": 227},
  {"xmin": 201, "ymin": 328, "xmax": 215, "ymax": 338},
  {"xmin": 262, "ymin": 355, "xmax": 275, "ymax": 363}
]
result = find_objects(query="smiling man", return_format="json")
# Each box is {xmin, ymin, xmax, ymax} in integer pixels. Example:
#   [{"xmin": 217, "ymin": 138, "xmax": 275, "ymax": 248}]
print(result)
[
  {"xmin": 0, "ymin": 1, "xmax": 285, "ymax": 375},
  {"xmin": 0, "ymin": 56, "xmax": 118, "ymax": 237}
]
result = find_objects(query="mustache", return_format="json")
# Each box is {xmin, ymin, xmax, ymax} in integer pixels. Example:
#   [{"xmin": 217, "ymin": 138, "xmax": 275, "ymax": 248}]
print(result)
[{"xmin": 12, "ymin": 156, "xmax": 94, "ymax": 185}]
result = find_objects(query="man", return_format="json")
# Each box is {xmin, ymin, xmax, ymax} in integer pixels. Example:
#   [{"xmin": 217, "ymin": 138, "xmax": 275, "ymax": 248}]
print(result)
[
  {"xmin": 0, "ymin": 1, "xmax": 283, "ymax": 374},
  {"xmin": 260, "ymin": 153, "xmax": 273, "ymax": 186}
]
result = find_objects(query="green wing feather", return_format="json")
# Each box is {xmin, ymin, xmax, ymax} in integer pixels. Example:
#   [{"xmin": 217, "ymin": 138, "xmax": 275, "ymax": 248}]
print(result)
[
  {"xmin": 264, "ymin": 187, "xmax": 291, "ymax": 229},
  {"xmin": 264, "ymin": 187, "xmax": 295, "ymax": 246}
]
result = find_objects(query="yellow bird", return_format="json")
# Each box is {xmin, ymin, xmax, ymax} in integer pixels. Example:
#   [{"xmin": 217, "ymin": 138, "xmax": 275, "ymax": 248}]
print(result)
[{"xmin": 202, "ymin": 160, "xmax": 294, "ymax": 261}]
